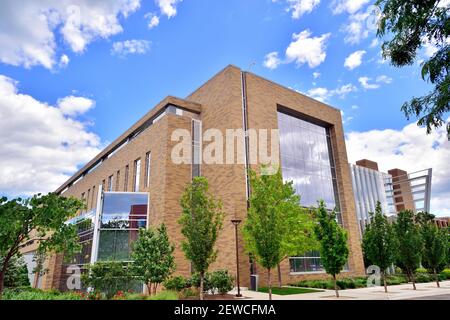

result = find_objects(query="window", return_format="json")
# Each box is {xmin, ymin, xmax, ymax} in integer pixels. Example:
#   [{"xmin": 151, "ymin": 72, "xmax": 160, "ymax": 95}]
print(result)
[
  {"xmin": 278, "ymin": 110, "xmax": 343, "ymax": 273},
  {"xmin": 133, "ymin": 159, "xmax": 141, "ymax": 192},
  {"xmin": 81, "ymin": 192, "xmax": 85, "ymax": 211},
  {"xmin": 124, "ymin": 165, "xmax": 129, "ymax": 191},
  {"xmin": 108, "ymin": 175, "xmax": 114, "ymax": 192},
  {"xmin": 289, "ymin": 251, "xmax": 324, "ymax": 273},
  {"xmin": 277, "ymin": 111, "xmax": 340, "ymax": 213},
  {"xmin": 116, "ymin": 170, "xmax": 120, "ymax": 191},
  {"xmin": 145, "ymin": 152, "xmax": 151, "ymax": 188},
  {"xmin": 87, "ymin": 189, "xmax": 90, "ymax": 209},
  {"xmin": 91, "ymin": 186, "xmax": 96, "ymax": 209},
  {"xmin": 192, "ymin": 120, "xmax": 201, "ymax": 178},
  {"xmin": 97, "ymin": 192, "xmax": 148, "ymax": 261}
]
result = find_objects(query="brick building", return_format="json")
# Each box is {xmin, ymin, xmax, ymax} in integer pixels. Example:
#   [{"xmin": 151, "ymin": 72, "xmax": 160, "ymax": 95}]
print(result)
[{"xmin": 21, "ymin": 65, "xmax": 366, "ymax": 290}]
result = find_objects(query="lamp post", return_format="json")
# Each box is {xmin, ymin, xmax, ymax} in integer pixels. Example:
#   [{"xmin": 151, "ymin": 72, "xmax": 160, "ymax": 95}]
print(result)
[{"xmin": 231, "ymin": 219, "xmax": 242, "ymax": 297}]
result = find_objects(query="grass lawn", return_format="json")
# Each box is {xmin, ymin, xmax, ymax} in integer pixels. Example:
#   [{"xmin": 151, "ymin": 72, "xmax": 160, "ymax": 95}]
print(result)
[{"xmin": 258, "ymin": 286, "xmax": 323, "ymax": 295}]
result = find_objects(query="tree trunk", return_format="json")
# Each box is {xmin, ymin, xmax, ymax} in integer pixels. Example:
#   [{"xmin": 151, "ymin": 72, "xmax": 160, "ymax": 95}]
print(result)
[
  {"xmin": 434, "ymin": 269, "xmax": 440, "ymax": 288},
  {"xmin": 333, "ymin": 275, "xmax": 339, "ymax": 298},
  {"xmin": 277, "ymin": 263, "xmax": 282, "ymax": 288},
  {"xmin": 153, "ymin": 283, "xmax": 158, "ymax": 295},
  {"xmin": 267, "ymin": 268, "xmax": 272, "ymax": 301},
  {"xmin": 147, "ymin": 283, "xmax": 152, "ymax": 296},
  {"xmin": 383, "ymin": 270, "xmax": 388, "ymax": 293},
  {"xmin": 0, "ymin": 270, "xmax": 4, "ymax": 300},
  {"xmin": 199, "ymin": 272, "xmax": 204, "ymax": 301},
  {"xmin": 410, "ymin": 271, "xmax": 416, "ymax": 290}
]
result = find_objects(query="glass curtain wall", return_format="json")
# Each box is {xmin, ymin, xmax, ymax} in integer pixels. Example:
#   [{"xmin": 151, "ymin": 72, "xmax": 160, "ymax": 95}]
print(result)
[{"xmin": 277, "ymin": 110, "xmax": 342, "ymax": 273}]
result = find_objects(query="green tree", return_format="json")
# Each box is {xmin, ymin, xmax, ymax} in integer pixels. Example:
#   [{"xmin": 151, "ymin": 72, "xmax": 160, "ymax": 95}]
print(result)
[
  {"xmin": 376, "ymin": 0, "xmax": 450, "ymax": 135},
  {"xmin": 417, "ymin": 213, "xmax": 448, "ymax": 287},
  {"xmin": 0, "ymin": 194, "xmax": 83, "ymax": 298},
  {"xmin": 131, "ymin": 224, "xmax": 176, "ymax": 295},
  {"xmin": 393, "ymin": 210, "xmax": 423, "ymax": 290},
  {"xmin": 314, "ymin": 201, "xmax": 349, "ymax": 298},
  {"xmin": 1, "ymin": 255, "xmax": 30, "ymax": 288},
  {"xmin": 179, "ymin": 176, "xmax": 224, "ymax": 300},
  {"xmin": 362, "ymin": 202, "xmax": 397, "ymax": 292},
  {"xmin": 82, "ymin": 261, "xmax": 134, "ymax": 299},
  {"xmin": 242, "ymin": 169, "xmax": 317, "ymax": 300}
]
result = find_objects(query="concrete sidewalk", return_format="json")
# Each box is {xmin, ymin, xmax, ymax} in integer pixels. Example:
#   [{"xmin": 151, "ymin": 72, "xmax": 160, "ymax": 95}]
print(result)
[{"xmin": 235, "ymin": 280, "xmax": 450, "ymax": 300}]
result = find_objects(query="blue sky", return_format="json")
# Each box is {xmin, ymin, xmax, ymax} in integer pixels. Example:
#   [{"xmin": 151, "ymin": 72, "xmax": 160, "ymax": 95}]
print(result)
[{"xmin": 0, "ymin": 0, "xmax": 448, "ymax": 216}]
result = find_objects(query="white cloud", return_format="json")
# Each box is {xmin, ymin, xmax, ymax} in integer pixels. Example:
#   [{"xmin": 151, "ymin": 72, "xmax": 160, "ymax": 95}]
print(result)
[
  {"xmin": 156, "ymin": 0, "xmax": 182, "ymax": 18},
  {"xmin": 376, "ymin": 75, "xmax": 393, "ymax": 84},
  {"xmin": 342, "ymin": 11, "xmax": 371, "ymax": 44},
  {"xmin": 263, "ymin": 52, "xmax": 282, "ymax": 70},
  {"xmin": 358, "ymin": 76, "xmax": 379, "ymax": 90},
  {"xmin": 57, "ymin": 96, "xmax": 95, "ymax": 116},
  {"xmin": 344, "ymin": 50, "xmax": 366, "ymax": 70},
  {"xmin": 331, "ymin": 0, "xmax": 369, "ymax": 15},
  {"xmin": 0, "ymin": 74, "xmax": 102, "ymax": 197},
  {"xmin": 111, "ymin": 39, "xmax": 151, "ymax": 57},
  {"xmin": 346, "ymin": 119, "xmax": 450, "ymax": 217},
  {"xmin": 285, "ymin": 0, "xmax": 321, "ymax": 19},
  {"xmin": 146, "ymin": 14, "xmax": 160, "ymax": 29},
  {"xmin": 351, "ymin": 105, "xmax": 359, "ymax": 110},
  {"xmin": 285, "ymin": 30, "xmax": 331, "ymax": 68},
  {"xmin": 0, "ymin": 0, "xmax": 141, "ymax": 69},
  {"xmin": 307, "ymin": 83, "xmax": 357, "ymax": 102},
  {"xmin": 369, "ymin": 38, "xmax": 379, "ymax": 48},
  {"xmin": 313, "ymin": 72, "xmax": 321, "ymax": 79},
  {"xmin": 59, "ymin": 54, "xmax": 70, "ymax": 68}
]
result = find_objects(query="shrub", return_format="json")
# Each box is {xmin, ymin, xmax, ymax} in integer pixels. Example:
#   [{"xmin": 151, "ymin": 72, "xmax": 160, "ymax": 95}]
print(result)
[
  {"xmin": 415, "ymin": 273, "xmax": 434, "ymax": 283},
  {"xmin": 81, "ymin": 261, "xmax": 136, "ymax": 299},
  {"xmin": 209, "ymin": 270, "xmax": 234, "ymax": 295},
  {"xmin": 147, "ymin": 290, "xmax": 178, "ymax": 300},
  {"xmin": 440, "ymin": 269, "xmax": 450, "ymax": 280},
  {"xmin": 190, "ymin": 272, "xmax": 212, "ymax": 293},
  {"xmin": 2, "ymin": 288, "xmax": 83, "ymax": 300},
  {"xmin": 415, "ymin": 268, "xmax": 428, "ymax": 274},
  {"xmin": 164, "ymin": 276, "xmax": 189, "ymax": 292}
]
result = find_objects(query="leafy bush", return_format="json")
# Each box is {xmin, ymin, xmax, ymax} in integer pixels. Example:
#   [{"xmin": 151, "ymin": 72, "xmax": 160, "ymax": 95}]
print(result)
[
  {"xmin": 81, "ymin": 261, "xmax": 136, "ymax": 299},
  {"xmin": 147, "ymin": 290, "xmax": 178, "ymax": 300},
  {"xmin": 2, "ymin": 288, "xmax": 82, "ymax": 300},
  {"xmin": 415, "ymin": 273, "xmax": 434, "ymax": 283},
  {"xmin": 415, "ymin": 268, "xmax": 428, "ymax": 274},
  {"xmin": 209, "ymin": 270, "xmax": 234, "ymax": 295},
  {"xmin": 164, "ymin": 276, "xmax": 189, "ymax": 292},
  {"xmin": 2, "ymin": 256, "xmax": 31, "ymax": 288},
  {"xmin": 190, "ymin": 272, "xmax": 212, "ymax": 293},
  {"xmin": 440, "ymin": 269, "xmax": 450, "ymax": 280}
]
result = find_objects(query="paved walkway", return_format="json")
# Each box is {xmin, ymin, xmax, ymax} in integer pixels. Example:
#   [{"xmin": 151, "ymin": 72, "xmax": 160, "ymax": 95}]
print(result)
[{"xmin": 232, "ymin": 280, "xmax": 450, "ymax": 300}]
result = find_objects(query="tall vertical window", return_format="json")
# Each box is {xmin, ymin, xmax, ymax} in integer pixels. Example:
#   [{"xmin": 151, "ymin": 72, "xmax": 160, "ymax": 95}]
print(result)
[
  {"xmin": 102, "ymin": 179, "xmax": 106, "ymax": 192},
  {"xmin": 116, "ymin": 170, "xmax": 120, "ymax": 191},
  {"xmin": 81, "ymin": 192, "xmax": 85, "ymax": 212},
  {"xmin": 133, "ymin": 159, "xmax": 141, "ymax": 192},
  {"xmin": 278, "ymin": 110, "xmax": 343, "ymax": 273},
  {"xmin": 192, "ymin": 120, "xmax": 201, "ymax": 178},
  {"xmin": 108, "ymin": 175, "xmax": 114, "ymax": 191},
  {"xmin": 91, "ymin": 186, "xmax": 96, "ymax": 209},
  {"xmin": 124, "ymin": 165, "xmax": 129, "ymax": 191},
  {"xmin": 278, "ymin": 111, "xmax": 340, "ymax": 212},
  {"xmin": 87, "ymin": 189, "xmax": 90, "ymax": 209},
  {"xmin": 145, "ymin": 152, "xmax": 151, "ymax": 188}
]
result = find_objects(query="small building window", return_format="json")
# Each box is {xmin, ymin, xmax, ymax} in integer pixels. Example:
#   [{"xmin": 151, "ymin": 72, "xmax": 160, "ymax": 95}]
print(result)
[
  {"xmin": 108, "ymin": 175, "xmax": 114, "ymax": 191},
  {"xmin": 133, "ymin": 159, "xmax": 141, "ymax": 192},
  {"xmin": 124, "ymin": 165, "xmax": 129, "ymax": 191},
  {"xmin": 116, "ymin": 170, "xmax": 120, "ymax": 191},
  {"xmin": 145, "ymin": 152, "xmax": 151, "ymax": 188}
]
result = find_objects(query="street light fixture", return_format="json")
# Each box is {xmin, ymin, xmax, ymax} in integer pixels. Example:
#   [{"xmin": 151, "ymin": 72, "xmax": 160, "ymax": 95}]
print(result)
[{"xmin": 231, "ymin": 218, "xmax": 242, "ymax": 297}]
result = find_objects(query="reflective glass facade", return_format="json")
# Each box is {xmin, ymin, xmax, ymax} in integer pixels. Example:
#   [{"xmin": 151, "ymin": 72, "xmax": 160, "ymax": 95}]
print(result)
[
  {"xmin": 98, "ymin": 192, "xmax": 148, "ymax": 261},
  {"xmin": 278, "ymin": 111, "xmax": 342, "ymax": 273},
  {"xmin": 278, "ymin": 111, "xmax": 339, "ymax": 211}
]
